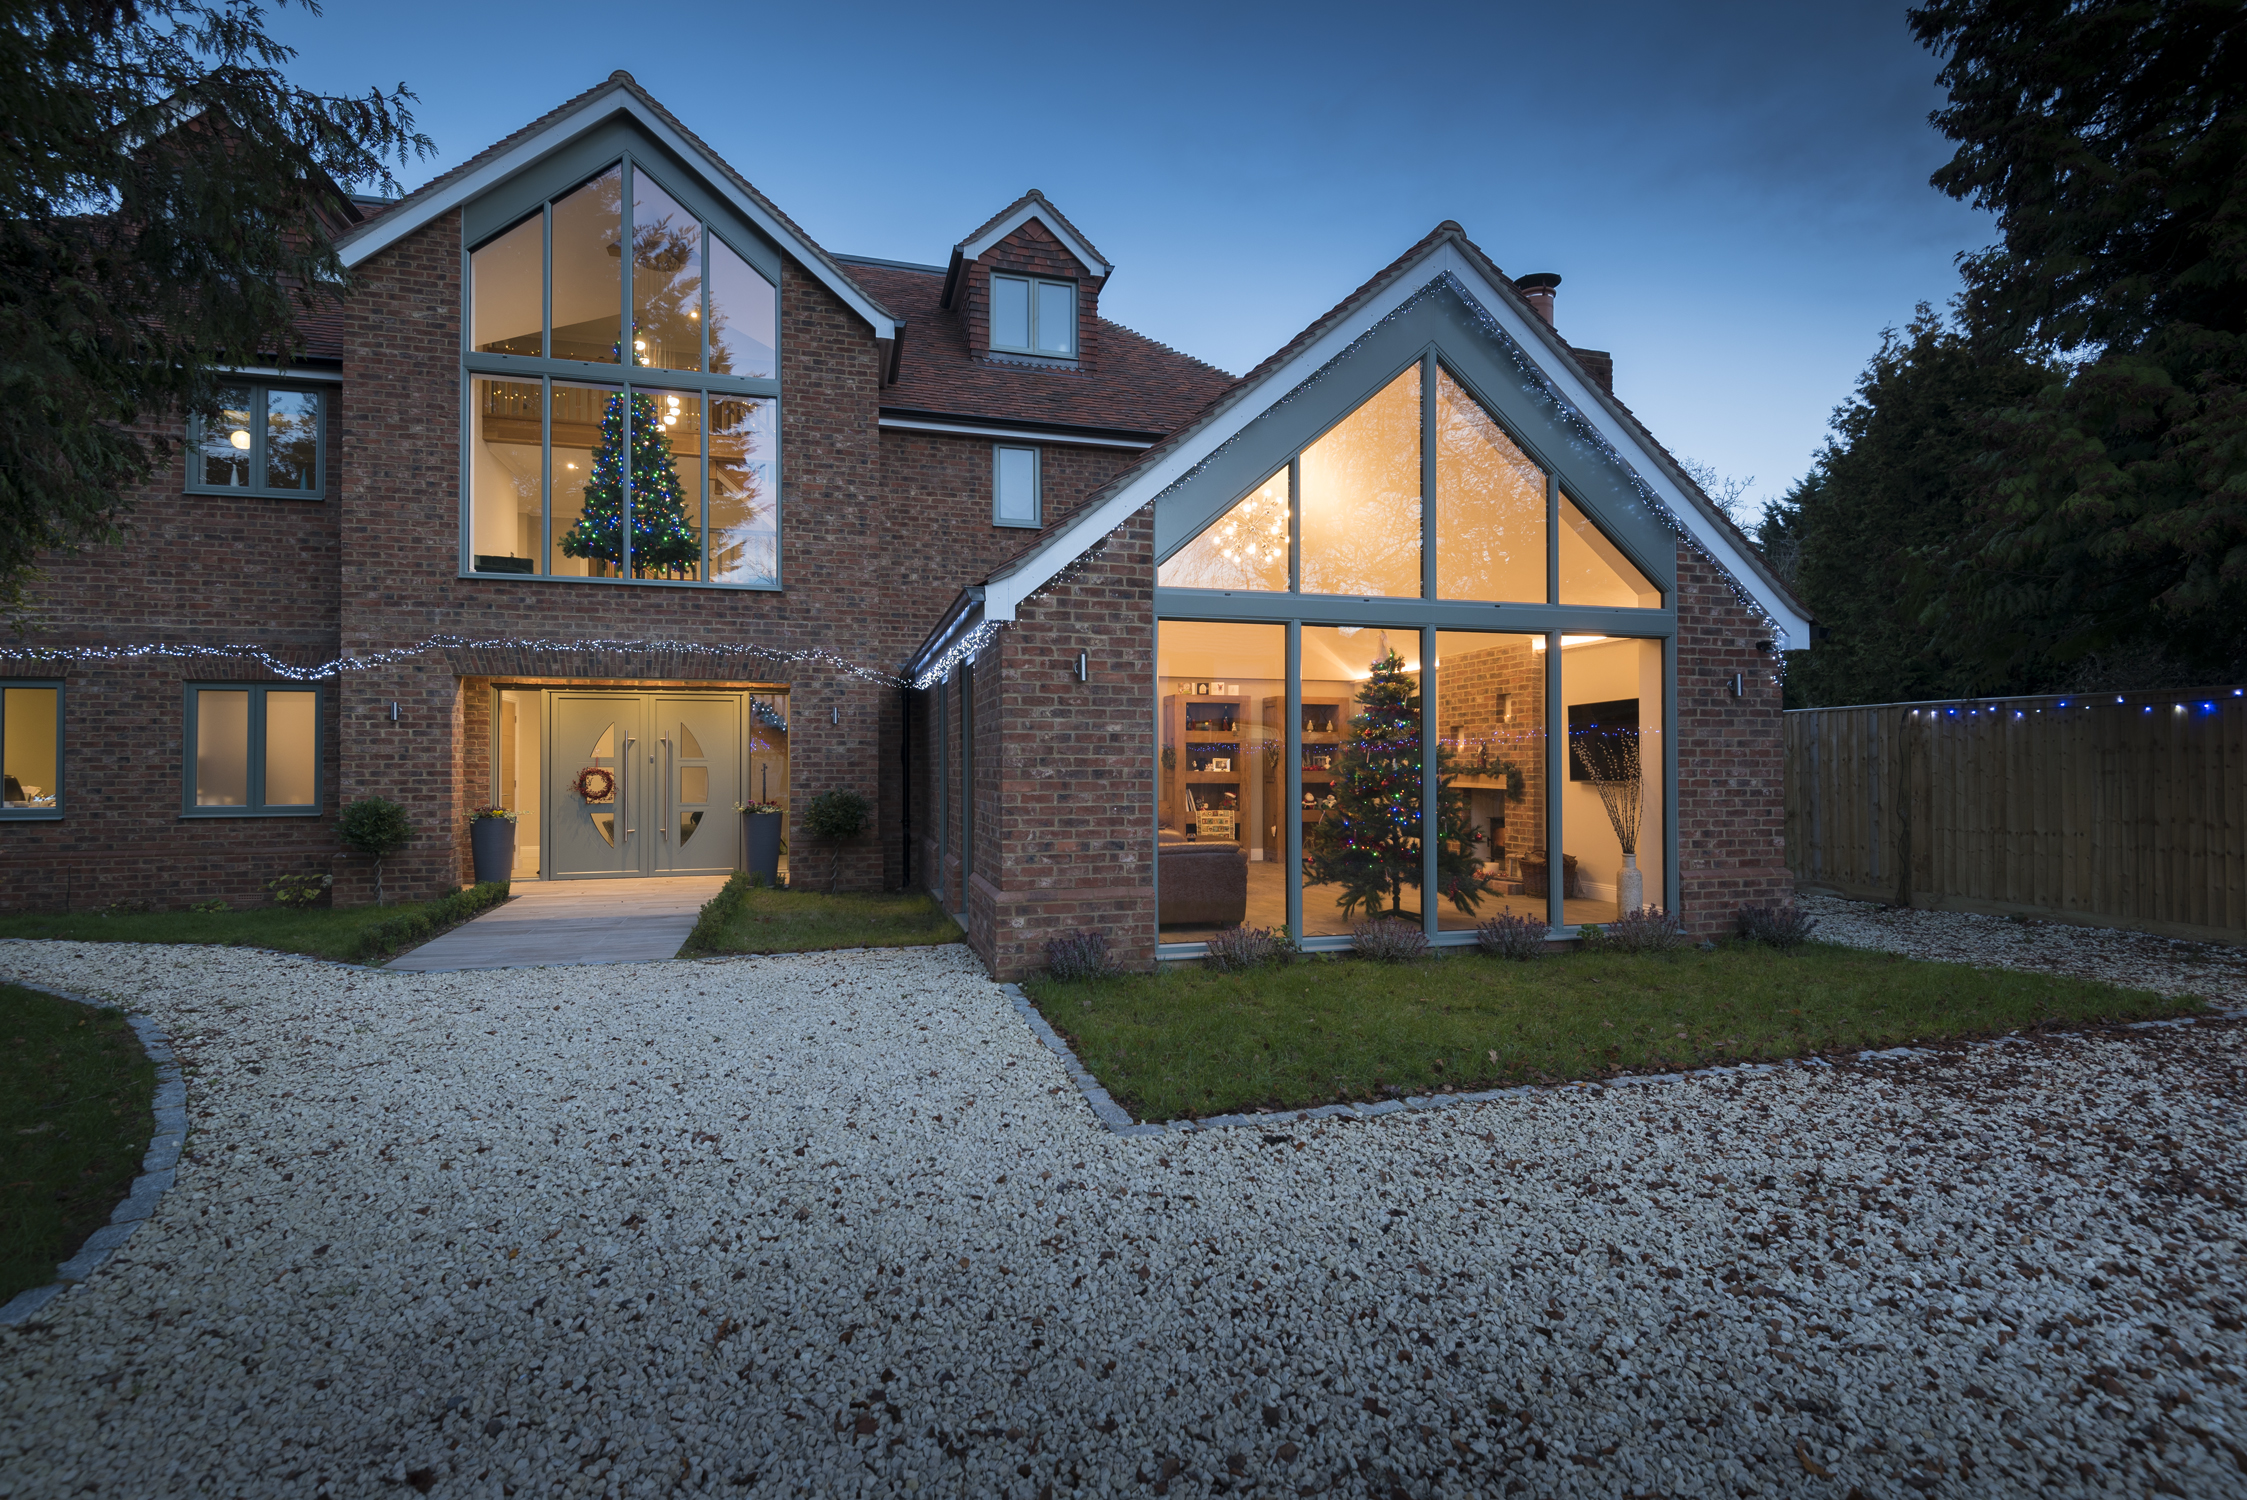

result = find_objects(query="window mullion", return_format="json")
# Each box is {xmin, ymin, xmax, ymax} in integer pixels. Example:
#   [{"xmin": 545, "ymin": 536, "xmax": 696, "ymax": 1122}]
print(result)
[
  {"xmin": 1546, "ymin": 471, "xmax": 1560, "ymax": 605},
  {"xmin": 542, "ymin": 201, "xmax": 552, "ymax": 361},
  {"xmin": 1421, "ymin": 624, "xmax": 1437, "ymax": 941},
  {"xmin": 247, "ymin": 688, "xmax": 266, "ymax": 813},
  {"xmin": 1286, "ymin": 620, "xmax": 1303, "ymax": 942},
  {"xmin": 1420, "ymin": 353, "xmax": 1436, "ymax": 602},
  {"xmin": 620, "ymin": 159, "xmax": 635, "ymax": 581},
  {"xmin": 540, "ymin": 376, "xmax": 553, "ymax": 577},
  {"xmin": 1287, "ymin": 457, "xmax": 1301, "ymax": 595}
]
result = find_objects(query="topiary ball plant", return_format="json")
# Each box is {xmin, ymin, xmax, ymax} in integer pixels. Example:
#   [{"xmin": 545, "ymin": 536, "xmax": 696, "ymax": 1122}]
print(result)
[{"xmin": 338, "ymin": 796, "xmax": 413, "ymax": 906}]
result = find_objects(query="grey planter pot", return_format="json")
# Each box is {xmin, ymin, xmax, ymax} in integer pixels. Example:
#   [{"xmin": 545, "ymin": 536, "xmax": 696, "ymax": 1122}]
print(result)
[
  {"xmin": 743, "ymin": 811, "xmax": 783, "ymax": 884},
  {"xmin": 470, "ymin": 818, "xmax": 516, "ymax": 884}
]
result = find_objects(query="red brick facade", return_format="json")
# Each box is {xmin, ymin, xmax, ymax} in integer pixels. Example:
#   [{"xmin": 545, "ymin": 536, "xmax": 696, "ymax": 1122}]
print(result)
[{"xmin": 2, "ymin": 81, "xmax": 1799, "ymax": 974}]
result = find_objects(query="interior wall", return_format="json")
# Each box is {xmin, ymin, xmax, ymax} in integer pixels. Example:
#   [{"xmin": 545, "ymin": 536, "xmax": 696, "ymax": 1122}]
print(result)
[{"xmin": 1560, "ymin": 637, "xmax": 1665, "ymax": 910}]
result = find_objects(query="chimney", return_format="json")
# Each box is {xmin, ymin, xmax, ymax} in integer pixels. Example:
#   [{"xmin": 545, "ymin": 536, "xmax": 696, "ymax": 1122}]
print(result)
[{"xmin": 1514, "ymin": 272, "xmax": 1561, "ymax": 328}]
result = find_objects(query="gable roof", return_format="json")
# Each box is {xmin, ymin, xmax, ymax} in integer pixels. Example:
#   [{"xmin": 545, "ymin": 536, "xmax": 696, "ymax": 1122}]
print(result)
[
  {"xmin": 329, "ymin": 71, "xmax": 898, "ymax": 341},
  {"xmin": 947, "ymin": 190, "xmax": 1112, "ymax": 291},
  {"xmin": 910, "ymin": 221, "xmax": 1810, "ymax": 678},
  {"xmin": 842, "ymin": 260, "xmax": 1232, "ymax": 439}
]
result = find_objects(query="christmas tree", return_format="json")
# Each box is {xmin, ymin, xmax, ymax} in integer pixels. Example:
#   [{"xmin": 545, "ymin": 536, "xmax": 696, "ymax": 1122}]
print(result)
[
  {"xmin": 560, "ymin": 389, "xmax": 700, "ymax": 578},
  {"xmin": 1304, "ymin": 648, "xmax": 1487, "ymax": 921}
]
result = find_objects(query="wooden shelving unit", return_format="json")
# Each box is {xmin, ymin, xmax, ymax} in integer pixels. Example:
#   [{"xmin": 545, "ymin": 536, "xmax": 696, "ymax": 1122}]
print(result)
[
  {"xmin": 1264, "ymin": 697, "xmax": 1349, "ymax": 854},
  {"xmin": 1161, "ymin": 694, "xmax": 1248, "ymax": 842}
]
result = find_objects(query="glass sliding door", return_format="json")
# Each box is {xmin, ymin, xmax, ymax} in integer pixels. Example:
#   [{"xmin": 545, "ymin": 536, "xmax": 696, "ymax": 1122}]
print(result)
[
  {"xmin": 1430, "ymin": 631, "xmax": 1548, "ymax": 934},
  {"xmin": 1559, "ymin": 635, "xmax": 1666, "ymax": 921},
  {"xmin": 1155, "ymin": 621, "xmax": 1284, "ymax": 942}
]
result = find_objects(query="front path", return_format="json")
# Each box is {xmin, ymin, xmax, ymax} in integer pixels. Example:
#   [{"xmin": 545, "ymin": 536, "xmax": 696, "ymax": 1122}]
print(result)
[
  {"xmin": 1, "ymin": 942, "xmax": 2242, "ymax": 1499},
  {"xmin": 385, "ymin": 876, "xmax": 730, "ymax": 972}
]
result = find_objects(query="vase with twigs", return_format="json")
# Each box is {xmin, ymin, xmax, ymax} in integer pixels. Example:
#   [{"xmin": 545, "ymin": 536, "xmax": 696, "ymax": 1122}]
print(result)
[{"xmin": 1570, "ymin": 726, "xmax": 1644, "ymax": 918}]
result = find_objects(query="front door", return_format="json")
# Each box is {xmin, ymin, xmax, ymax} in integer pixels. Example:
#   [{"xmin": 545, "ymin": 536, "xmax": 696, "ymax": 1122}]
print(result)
[
  {"xmin": 546, "ymin": 692, "xmax": 747, "ymax": 878},
  {"xmin": 550, "ymin": 694, "xmax": 642, "ymax": 877},
  {"xmin": 654, "ymin": 695, "xmax": 741, "ymax": 875}
]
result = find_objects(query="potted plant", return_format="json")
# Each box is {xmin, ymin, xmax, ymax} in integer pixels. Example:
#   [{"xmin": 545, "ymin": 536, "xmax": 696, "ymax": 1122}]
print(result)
[
  {"xmin": 737, "ymin": 799, "xmax": 785, "ymax": 885},
  {"xmin": 468, "ymin": 806, "xmax": 518, "ymax": 884}
]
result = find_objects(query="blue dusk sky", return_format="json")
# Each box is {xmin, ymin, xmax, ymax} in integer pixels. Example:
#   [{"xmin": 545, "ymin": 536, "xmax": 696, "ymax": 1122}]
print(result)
[{"xmin": 273, "ymin": 0, "xmax": 1990, "ymax": 522}]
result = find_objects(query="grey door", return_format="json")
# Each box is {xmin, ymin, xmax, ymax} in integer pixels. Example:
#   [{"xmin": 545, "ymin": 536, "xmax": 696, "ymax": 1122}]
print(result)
[
  {"xmin": 550, "ymin": 694, "xmax": 642, "ymax": 878},
  {"xmin": 654, "ymin": 695, "xmax": 741, "ymax": 875}
]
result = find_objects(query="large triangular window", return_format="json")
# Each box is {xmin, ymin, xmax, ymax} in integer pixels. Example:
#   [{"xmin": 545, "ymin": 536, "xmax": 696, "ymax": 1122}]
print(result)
[{"xmin": 1157, "ymin": 360, "xmax": 1662, "ymax": 607}]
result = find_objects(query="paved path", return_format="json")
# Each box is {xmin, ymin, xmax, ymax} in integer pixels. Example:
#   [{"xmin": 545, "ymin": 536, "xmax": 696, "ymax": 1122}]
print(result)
[{"xmin": 384, "ymin": 874, "xmax": 729, "ymax": 971}]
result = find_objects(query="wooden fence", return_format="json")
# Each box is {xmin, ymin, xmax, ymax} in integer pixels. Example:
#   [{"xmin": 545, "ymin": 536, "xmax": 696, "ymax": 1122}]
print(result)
[{"xmin": 1785, "ymin": 687, "xmax": 2247, "ymax": 941}]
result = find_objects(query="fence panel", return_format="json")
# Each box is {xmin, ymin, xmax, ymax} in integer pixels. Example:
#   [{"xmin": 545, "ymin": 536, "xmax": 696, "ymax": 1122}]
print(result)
[{"xmin": 1783, "ymin": 687, "xmax": 2247, "ymax": 941}]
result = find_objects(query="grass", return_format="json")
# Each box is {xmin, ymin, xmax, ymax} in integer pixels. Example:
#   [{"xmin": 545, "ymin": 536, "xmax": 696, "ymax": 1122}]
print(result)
[
  {"xmin": 0, "ymin": 882, "xmax": 512, "ymax": 966},
  {"xmin": 683, "ymin": 872, "xmax": 963, "ymax": 956},
  {"xmin": 1, "ymin": 984, "xmax": 157, "ymax": 1303},
  {"xmin": 1023, "ymin": 940, "xmax": 2210, "ymax": 1122}
]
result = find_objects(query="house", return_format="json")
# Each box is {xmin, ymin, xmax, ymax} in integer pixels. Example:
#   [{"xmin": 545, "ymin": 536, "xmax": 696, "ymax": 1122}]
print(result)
[{"xmin": 0, "ymin": 72, "xmax": 1806, "ymax": 978}]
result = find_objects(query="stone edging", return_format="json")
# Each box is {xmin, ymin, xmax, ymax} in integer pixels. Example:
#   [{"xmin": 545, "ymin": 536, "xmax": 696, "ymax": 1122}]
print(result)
[
  {"xmin": 1003, "ymin": 981, "xmax": 2247, "ymax": 1138},
  {"xmin": 0, "ymin": 981, "xmax": 186, "ymax": 1327}
]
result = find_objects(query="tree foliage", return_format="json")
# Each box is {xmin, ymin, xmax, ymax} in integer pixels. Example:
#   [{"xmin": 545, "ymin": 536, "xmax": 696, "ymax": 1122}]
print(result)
[
  {"xmin": 0, "ymin": 0, "xmax": 429, "ymax": 624},
  {"xmin": 1901, "ymin": 0, "xmax": 2247, "ymax": 686},
  {"xmin": 803, "ymin": 788, "xmax": 872, "ymax": 894}
]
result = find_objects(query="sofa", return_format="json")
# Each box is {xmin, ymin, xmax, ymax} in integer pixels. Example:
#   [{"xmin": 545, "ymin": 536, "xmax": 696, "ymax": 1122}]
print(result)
[{"xmin": 1158, "ymin": 835, "xmax": 1248, "ymax": 927}]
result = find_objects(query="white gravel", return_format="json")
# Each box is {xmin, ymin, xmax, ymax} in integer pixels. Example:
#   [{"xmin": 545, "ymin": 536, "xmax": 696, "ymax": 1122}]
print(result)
[
  {"xmin": 1803, "ymin": 894, "xmax": 2247, "ymax": 1004},
  {"xmin": 3, "ymin": 937, "xmax": 2245, "ymax": 1499}
]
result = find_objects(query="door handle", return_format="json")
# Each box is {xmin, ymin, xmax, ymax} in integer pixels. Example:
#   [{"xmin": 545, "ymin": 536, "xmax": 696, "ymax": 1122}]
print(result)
[
  {"xmin": 623, "ymin": 737, "xmax": 636, "ymax": 837},
  {"xmin": 660, "ymin": 737, "xmax": 671, "ymax": 842}
]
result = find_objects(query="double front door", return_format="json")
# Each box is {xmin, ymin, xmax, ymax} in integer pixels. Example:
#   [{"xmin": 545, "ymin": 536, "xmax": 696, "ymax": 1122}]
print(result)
[{"xmin": 548, "ymin": 693, "xmax": 743, "ymax": 878}]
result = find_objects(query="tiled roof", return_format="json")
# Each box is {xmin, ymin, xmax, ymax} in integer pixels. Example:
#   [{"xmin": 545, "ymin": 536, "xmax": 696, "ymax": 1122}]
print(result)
[
  {"xmin": 848, "ymin": 262, "xmax": 1233, "ymax": 439},
  {"xmin": 951, "ymin": 189, "xmax": 1111, "ymax": 278}
]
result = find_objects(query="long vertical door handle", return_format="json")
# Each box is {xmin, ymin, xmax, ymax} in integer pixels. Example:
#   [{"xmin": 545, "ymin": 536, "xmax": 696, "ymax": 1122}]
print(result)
[
  {"xmin": 623, "ymin": 737, "xmax": 635, "ymax": 836},
  {"xmin": 661, "ymin": 737, "xmax": 672, "ymax": 842}
]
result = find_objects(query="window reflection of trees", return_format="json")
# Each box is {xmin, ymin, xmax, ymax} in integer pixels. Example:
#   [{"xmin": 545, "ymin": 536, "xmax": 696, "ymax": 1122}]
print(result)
[{"xmin": 1435, "ymin": 368, "xmax": 1545, "ymax": 602}]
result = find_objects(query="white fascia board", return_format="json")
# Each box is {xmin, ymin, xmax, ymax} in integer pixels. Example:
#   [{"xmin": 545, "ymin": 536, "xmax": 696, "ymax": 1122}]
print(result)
[
  {"xmin": 956, "ymin": 204, "xmax": 1112, "ymax": 279},
  {"xmin": 877, "ymin": 416, "xmax": 1152, "ymax": 450},
  {"xmin": 336, "ymin": 91, "xmax": 898, "ymax": 341},
  {"xmin": 982, "ymin": 243, "xmax": 1809, "ymax": 642}
]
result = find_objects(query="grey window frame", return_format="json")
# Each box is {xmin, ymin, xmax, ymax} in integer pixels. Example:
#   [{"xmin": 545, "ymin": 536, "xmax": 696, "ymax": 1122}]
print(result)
[
  {"xmin": 987, "ymin": 273, "xmax": 1076, "ymax": 358},
  {"xmin": 181, "ymin": 682, "xmax": 326, "ymax": 818},
  {"xmin": 1150, "ymin": 342, "xmax": 1682, "ymax": 960},
  {"xmin": 992, "ymin": 444, "xmax": 1042, "ymax": 528},
  {"xmin": 460, "ymin": 145, "xmax": 783, "ymax": 591},
  {"xmin": 0, "ymin": 679, "xmax": 64, "ymax": 821},
  {"xmin": 185, "ymin": 383, "xmax": 327, "ymax": 499}
]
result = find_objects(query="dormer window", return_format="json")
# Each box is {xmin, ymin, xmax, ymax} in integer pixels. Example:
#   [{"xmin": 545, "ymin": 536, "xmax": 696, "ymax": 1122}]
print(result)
[{"xmin": 989, "ymin": 274, "xmax": 1075, "ymax": 358}]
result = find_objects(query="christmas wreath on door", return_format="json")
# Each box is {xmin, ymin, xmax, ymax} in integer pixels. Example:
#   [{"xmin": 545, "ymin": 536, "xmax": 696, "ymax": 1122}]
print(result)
[{"xmin": 573, "ymin": 766, "xmax": 616, "ymax": 803}]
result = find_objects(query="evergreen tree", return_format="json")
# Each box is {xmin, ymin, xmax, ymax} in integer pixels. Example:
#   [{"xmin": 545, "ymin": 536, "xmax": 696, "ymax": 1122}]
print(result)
[
  {"xmin": 1304, "ymin": 649, "xmax": 1485, "ymax": 921},
  {"xmin": 560, "ymin": 390, "xmax": 700, "ymax": 577}
]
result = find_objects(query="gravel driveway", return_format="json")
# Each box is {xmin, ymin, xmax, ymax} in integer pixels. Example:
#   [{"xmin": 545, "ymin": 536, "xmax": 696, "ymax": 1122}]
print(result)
[{"xmin": 2, "ymin": 938, "xmax": 2244, "ymax": 1500}]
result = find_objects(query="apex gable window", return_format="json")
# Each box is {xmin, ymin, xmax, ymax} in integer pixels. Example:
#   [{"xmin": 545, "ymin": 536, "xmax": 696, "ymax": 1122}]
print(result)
[
  {"xmin": 2, "ymin": 681, "xmax": 62, "ymax": 818},
  {"xmin": 184, "ymin": 684, "xmax": 321, "ymax": 816},
  {"xmin": 188, "ymin": 384, "xmax": 324, "ymax": 497},
  {"xmin": 993, "ymin": 445, "xmax": 1041, "ymax": 527},
  {"xmin": 465, "ymin": 156, "xmax": 781, "ymax": 587},
  {"xmin": 989, "ymin": 274, "xmax": 1076, "ymax": 358}
]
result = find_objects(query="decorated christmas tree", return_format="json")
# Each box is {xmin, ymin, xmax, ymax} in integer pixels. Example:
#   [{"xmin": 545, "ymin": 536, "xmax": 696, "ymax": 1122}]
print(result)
[
  {"xmin": 559, "ymin": 389, "xmax": 700, "ymax": 578},
  {"xmin": 1304, "ymin": 648, "xmax": 1487, "ymax": 920}
]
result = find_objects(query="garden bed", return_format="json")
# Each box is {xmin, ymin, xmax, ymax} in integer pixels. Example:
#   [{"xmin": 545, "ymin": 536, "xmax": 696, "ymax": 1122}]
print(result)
[
  {"xmin": 682, "ymin": 874, "xmax": 963, "ymax": 956},
  {"xmin": 0, "ymin": 984, "xmax": 157, "ymax": 1303},
  {"xmin": 0, "ymin": 883, "xmax": 512, "ymax": 966},
  {"xmin": 1021, "ymin": 940, "xmax": 2210, "ymax": 1122}
]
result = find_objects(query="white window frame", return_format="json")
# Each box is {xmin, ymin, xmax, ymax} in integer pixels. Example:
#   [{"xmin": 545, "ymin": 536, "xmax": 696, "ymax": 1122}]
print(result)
[
  {"xmin": 988, "ymin": 274, "xmax": 1077, "ymax": 358},
  {"xmin": 993, "ymin": 445, "xmax": 1042, "ymax": 528}
]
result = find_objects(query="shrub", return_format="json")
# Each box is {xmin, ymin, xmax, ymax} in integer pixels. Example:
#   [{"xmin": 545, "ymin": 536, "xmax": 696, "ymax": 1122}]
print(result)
[
  {"xmin": 1583, "ymin": 906, "xmax": 1688, "ymax": 954},
  {"xmin": 1045, "ymin": 929, "xmax": 1115, "ymax": 981},
  {"xmin": 682, "ymin": 871, "xmax": 755, "ymax": 955},
  {"xmin": 1475, "ymin": 910, "xmax": 1547, "ymax": 961},
  {"xmin": 803, "ymin": 788, "xmax": 873, "ymax": 894},
  {"xmin": 342, "ymin": 881, "xmax": 509, "ymax": 964},
  {"xmin": 1736, "ymin": 901, "xmax": 1819, "ymax": 948},
  {"xmin": 338, "ymin": 796, "xmax": 413, "ymax": 906},
  {"xmin": 268, "ymin": 872, "xmax": 333, "ymax": 909},
  {"xmin": 1203, "ymin": 924, "xmax": 1296, "ymax": 973},
  {"xmin": 1351, "ymin": 916, "xmax": 1429, "ymax": 963}
]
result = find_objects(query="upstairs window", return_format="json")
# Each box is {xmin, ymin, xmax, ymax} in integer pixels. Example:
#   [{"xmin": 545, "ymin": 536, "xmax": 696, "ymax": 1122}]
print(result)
[
  {"xmin": 189, "ymin": 384, "xmax": 324, "ymax": 498},
  {"xmin": 465, "ymin": 158, "xmax": 781, "ymax": 587},
  {"xmin": 993, "ymin": 445, "xmax": 1041, "ymax": 527},
  {"xmin": 989, "ymin": 273, "xmax": 1075, "ymax": 358}
]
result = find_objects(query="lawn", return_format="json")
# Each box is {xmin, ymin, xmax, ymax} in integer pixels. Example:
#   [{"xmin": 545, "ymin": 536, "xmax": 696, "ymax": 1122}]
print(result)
[
  {"xmin": 1, "ymin": 984, "xmax": 157, "ymax": 1303},
  {"xmin": 0, "ymin": 883, "xmax": 511, "ymax": 966},
  {"xmin": 683, "ymin": 873, "xmax": 963, "ymax": 956},
  {"xmin": 1023, "ymin": 940, "xmax": 2208, "ymax": 1122}
]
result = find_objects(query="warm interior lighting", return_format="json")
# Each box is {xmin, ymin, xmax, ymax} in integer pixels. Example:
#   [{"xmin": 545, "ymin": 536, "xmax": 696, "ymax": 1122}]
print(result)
[
  {"xmin": 228, "ymin": 430, "xmax": 251, "ymax": 450},
  {"xmin": 1530, "ymin": 634, "xmax": 1612, "ymax": 651}
]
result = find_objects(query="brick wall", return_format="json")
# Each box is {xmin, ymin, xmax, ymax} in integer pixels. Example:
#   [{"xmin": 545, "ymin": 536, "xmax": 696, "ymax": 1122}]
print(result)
[
  {"xmin": 960, "ymin": 515, "xmax": 1157, "ymax": 980},
  {"xmin": 1672, "ymin": 544, "xmax": 1794, "ymax": 933}
]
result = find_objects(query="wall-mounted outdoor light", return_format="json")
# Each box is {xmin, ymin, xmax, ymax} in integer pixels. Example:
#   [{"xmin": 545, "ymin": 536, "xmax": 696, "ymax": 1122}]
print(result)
[
  {"xmin": 1074, "ymin": 652, "xmax": 1088, "ymax": 683},
  {"xmin": 1727, "ymin": 674, "xmax": 1745, "ymax": 698}
]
